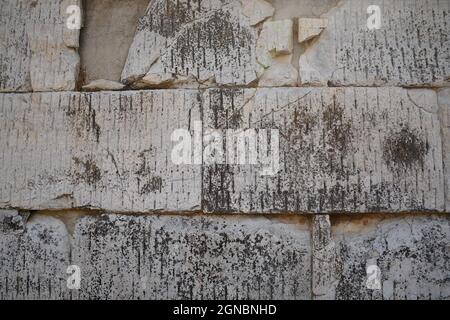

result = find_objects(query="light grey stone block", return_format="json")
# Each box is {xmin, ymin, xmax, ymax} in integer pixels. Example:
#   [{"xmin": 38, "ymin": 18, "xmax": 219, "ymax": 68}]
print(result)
[
  {"xmin": 331, "ymin": 214, "xmax": 450, "ymax": 300},
  {"xmin": 71, "ymin": 214, "xmax": 311, "ymax": 300},
  {"xmin": 0, "ymin": 0, "xmax": 81, "ymax": 92},
  {"xmin": 202, "ymin": 87, "xmax": 444, "ymax": 213},
  {"xmin": 0, "ymin": 215, "xmax": 71, "ymax": 300},
  {"xmin": 0, "ymin": 90, "xmax": 202, "ymax": 212},
  {"xmin": 439, "ymin": 89, "xmax": 450, "ymax": 212},
  {"xmin": 299, "ymin": 0, "xmax": 450, "ymax": 87}
]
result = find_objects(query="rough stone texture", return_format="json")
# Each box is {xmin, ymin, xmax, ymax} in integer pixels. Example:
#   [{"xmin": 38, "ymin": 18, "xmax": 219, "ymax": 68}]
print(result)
[
  {"xmin": 121, "ymin": 0, "xmax": 261, "ymax": 87},
  {"xmin": 439, "ymin": 89, "xmax": 450, "ymax": 211},
  {"xmin": 79, "ymin": 0, "xmax": 149, "ymax": 83},
  {"xmin": 299, "ymin": 0, "xmax": 450, "ymax": 87},
  {"xmin": 242, "ymin": 0, "xmax": 275, "ymax": 26},
  {"xmin": 0, "ymin": 209, "xmax": 30, "ymax": 234},
  {"xmin": 256, "ymin": 19, "xmax": 297, "ymax": 87},
  {"xmin": 312, "ymin": 215, "xmax": 337, "ymax": 299},
  {"xmin": 298, "ymin": 18, "xmax": 328, "ymax": 43},
  {"xmin": 330, "ymin": 214, "xmax": 450, "ymax": 300},
  {"xmin": 203, "ymin": 87, "xmax": 444, "ymax": 213},
  {"xmin": 0, "ymin": 215, "xmax": 71, "ymax": 300},
  {"xmin": 258, "ymin": 59, "xmax": 298, "ymax": 87},
  {"xmin": 0, "ymin": 90, "xmax": 202, "ymax": 212},
  {"xmin": 0, "ymin": 0, "xmax": 81, "ymax": 92},
  {"xmin": 269, "ymin": 0, "xmax": 340, "ymax": 19},
  {"xmin": 82, "ymin": 80, "xmax": 125, "ymax": 92},
  {"xmin": 71, "ymin": 214, "xmax": 311, "ymax": 300}
]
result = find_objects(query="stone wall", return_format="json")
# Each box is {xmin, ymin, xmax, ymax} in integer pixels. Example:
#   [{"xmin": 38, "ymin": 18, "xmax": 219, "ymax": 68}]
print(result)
[{"xmin": 0, "ymin": 0, "xmax": 449, "ymax": 300}]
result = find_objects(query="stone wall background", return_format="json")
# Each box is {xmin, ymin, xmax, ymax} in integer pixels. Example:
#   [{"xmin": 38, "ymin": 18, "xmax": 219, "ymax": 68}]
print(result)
[{"xmin": 0, "ymin": 0, "xmax": 449, "ymax": 300}]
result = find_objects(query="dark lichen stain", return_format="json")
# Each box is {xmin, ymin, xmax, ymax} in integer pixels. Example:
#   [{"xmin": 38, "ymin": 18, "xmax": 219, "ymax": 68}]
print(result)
[
  {"xmin": 322, "ymin": 98, "xmax": 352, "ymax": 153},
  {"xmin": 1, "ymin": 215, "xmax": 24, "ymax": 233},
  {"xmin": 383, "ymin": 127, "xmax": 428, "ymax": 169},
  {"xmin": 140, "ymin": 176, "xmax": 163, "ymax": 195},
  {"xmin": 92, "ymin": 215, "xmax": 118, "ymax": 238},
  {"xmin": 137, "ymin": 0, "xmax": 191, "ymax": 37},
  {"xmin": 134, "ymin": 149, "xmax": 164, "ymax": 195},
  {"xmin": 285, "ymin": 108, "xmax": 317, "ymax": 142},
  {"xmin": 67, "ymin": 94, "xmax": 101, "ymax": 143},
  {"xmin": 37, "ymin": 229, "xmax": 56, "ymax": 245},
  {"xmin": 72, "ymin": 156, "xmax": 102, "ymax": 186}
]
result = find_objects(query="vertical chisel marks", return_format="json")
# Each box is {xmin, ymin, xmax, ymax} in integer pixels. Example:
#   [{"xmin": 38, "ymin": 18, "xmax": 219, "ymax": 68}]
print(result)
[
  {"xmin": 121, "ymin": 0, "xmax": 260, "ymax": 87},
  {"xmin": 202, "ymin": 87, "xmax": 444, "ymax": 213},
  {"xmin": 299, "ymin": 0, "xmax": 450, "ymax": 87},
  {"xmin": 0, "ymin": 0, "xmax": 81, "ymax": 92},
  {"xmin": 0, "ymin": 90, "xmax": 202, "ymax": 212},
  {"xmin": 72, "ymin": 214, "xmax": 311, "ymax": 300},
  {"xmin": 0, "ymin": 214, "xmax": 71, "ymax": 300}
]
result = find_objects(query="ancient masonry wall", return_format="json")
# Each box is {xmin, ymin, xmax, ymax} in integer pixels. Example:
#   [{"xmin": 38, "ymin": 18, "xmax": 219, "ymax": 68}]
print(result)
[{"xmin": 0, "ymin": 0, "xmax": 449, "ymax": 300}]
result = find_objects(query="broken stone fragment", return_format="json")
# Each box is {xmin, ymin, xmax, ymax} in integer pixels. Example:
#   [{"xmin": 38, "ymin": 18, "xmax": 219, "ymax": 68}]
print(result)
[
  {"xmin": 298, "ymin": 18, "xmax": 328, "ymax": 43},
  {"xmin": 137, "ymin": 59, "xmax": 175, "ymax": 88},
  {"xmin": 242, "ymin": 0, "xmax": 275, "ymax": 26},
  {"xmin": 122, "ymin": 0, "xmax": 260, "ymax": 86},
  {"xmin": 257, "ymin": 19, "xmax": 294, "ymax": 68},
  {"xmin": 82, "ymin": 79, "xmax": 125, "ymax": 91}
]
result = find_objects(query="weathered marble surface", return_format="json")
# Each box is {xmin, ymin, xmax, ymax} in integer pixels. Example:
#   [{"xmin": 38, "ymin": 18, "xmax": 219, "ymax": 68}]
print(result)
[
  {"xmin": 121, "ymin": 0, "xmax": 263, "ymax": 87},
  {"xmin": 0, "ymin": 90, "xmax": 202, "ymax": 212},
  {"xmin": 0, "ymin": 88, "xmax": 445, "ymax": 214},
  {"xmin": 0, "ymin": 213, "xmax": 71, "ymax": 300},
  {"xmin": 0, "ymin": 0, "xmax": 81, "ymax": 92},
  {"xmin": 330, "ymin": 214, "xmax": 450, "ymax": 300},
  {"xmin": 299, "ymin": 0, "xmax": 450, "ymax": 87},
  {"xmin": 71, "ymin": 214, "xmax": 311, "ymax": 300},
  {"xmin": 1, "ymin": 211, "xmax": 448, "ymax": 300},
  {"xmin": 203, "ymin": 87, "xmax": 445, "ymax": 213}
]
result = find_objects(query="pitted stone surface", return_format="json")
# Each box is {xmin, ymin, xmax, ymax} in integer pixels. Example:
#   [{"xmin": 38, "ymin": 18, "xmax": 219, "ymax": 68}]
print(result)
[
  {"xmin": 0, "ymin": 215, "xmax": 70, "ymax": 300},
  {"xmin": 331, "ymin": 214, "xmax": 450, "ymax": 300},
  {"xmin": 0, "ymin": 0, "xmax": 81, "ymax": 92},
  {"xmin": 0, "ymin": 90, "xmax": 202, "ymax": 212},
  {"xmin": 121, "ymin": 0, "xmax": 261, "ymax": 87},
  {"xmin": 299, "ymin": 0, "xmax": 450, "ymax": 87},
  {"xmin": 202, "ymin": 87, "xmax": 444, "ymax": 213},
  {"xmin": 71, "ymin": 214, "xmax": 311, "ymax": 300}
]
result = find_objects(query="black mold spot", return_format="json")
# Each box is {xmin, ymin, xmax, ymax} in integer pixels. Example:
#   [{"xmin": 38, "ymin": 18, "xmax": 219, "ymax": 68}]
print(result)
[{"xmin": 383, "ymin": 127, "xmax": 428, "ymax": 169}]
